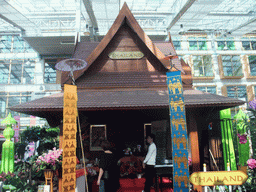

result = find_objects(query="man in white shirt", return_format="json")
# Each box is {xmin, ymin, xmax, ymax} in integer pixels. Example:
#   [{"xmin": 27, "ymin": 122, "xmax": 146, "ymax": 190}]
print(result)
[{"xmin": 143, "ymin": 134, "xmax": 157, "ymax": 192}]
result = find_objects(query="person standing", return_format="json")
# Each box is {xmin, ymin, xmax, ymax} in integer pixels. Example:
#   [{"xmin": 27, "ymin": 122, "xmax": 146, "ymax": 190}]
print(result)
[
  {"xmin": 97, "ymin": 140, "xmax": 120, "ymax": 192},
  {"xmin": 143, "ymin": 134, "xmax": 157, "ymax": 192}
]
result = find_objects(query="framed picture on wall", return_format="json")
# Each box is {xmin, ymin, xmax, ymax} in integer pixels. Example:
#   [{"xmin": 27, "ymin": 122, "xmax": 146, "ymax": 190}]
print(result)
[{"xmin": 90, "ymin": 125, "xmax": 107, "ymax": 151}]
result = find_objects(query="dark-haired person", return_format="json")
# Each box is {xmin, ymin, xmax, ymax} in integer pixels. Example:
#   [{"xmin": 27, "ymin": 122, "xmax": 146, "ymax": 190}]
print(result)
[
  {"xmin": 97, "ymin": 140, "xmax": 120, "ymax": 192},
  {"xmin": 142, "ymin": 134, "xmax": 157, "ymax": 192}
]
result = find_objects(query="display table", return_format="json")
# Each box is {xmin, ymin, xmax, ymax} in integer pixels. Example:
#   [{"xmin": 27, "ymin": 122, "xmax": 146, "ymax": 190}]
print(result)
[
  {"xmin": 155, "ymin": 164, "xmax": 173, "ymax": 192},
  {"xmin": 119, "ymin": 155, "xmax": 144, "ymax": 177},
  {"xmin": 76, "ymin": 167, "xmax": 99, "ymax": 192}
]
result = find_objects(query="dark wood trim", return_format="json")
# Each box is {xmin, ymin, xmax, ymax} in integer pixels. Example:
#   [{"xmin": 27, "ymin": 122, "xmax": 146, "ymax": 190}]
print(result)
[{"xmin": 188, "ymin": 111, "xmax": 202, "ymax": 192}]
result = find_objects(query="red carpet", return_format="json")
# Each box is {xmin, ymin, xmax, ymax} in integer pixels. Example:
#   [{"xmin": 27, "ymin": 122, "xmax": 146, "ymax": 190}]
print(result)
[{"xmin": 91, "ymin": 178, "xmax": 173, "ymax": 192}]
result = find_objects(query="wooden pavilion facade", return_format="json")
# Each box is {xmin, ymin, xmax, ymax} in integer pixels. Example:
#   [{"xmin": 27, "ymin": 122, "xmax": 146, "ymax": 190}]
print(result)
[{"xmin": 10, "ymin": 3, "xmax": 245, "ymax": 191}]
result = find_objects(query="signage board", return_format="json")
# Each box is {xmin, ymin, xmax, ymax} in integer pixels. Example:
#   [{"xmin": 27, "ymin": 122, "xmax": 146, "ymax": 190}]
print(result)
[
  {"xmin": 189, "ymin": 171, "xmax": 248, "ymax": 186},
  {"xmin": 108, "ymin": 51, "xmax": 144, "ymax": 59}
]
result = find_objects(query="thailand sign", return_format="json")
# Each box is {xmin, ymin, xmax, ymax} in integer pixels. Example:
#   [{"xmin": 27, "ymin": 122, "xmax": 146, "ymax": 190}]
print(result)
[
  {"xmin": 189, "ymin": 171, "xmax": 248, "ymax": 186},
  {"xmin": 108, "ymin": 51, "xmax": 144, "ymax": 59}
]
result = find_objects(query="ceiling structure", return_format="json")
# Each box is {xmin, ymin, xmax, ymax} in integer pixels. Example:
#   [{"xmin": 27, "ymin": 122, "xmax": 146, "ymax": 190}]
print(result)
[{"xmin": 0, "ymin": 0, "xmax": 256, "ymax": 57}]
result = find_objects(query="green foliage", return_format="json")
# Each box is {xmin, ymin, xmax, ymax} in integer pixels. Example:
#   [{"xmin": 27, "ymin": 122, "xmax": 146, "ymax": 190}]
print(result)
[
  {"xmin": 238, "ymin": 107, "xmax": 256, "ymax": 191},
  {"xmin": 243, "ymin": 169, "xmax": 256, "ymax": 191},
  {"xmin": 15, "ymin": 126, "xmax": 59, "ymax": 159},
  {"xmin": 4, "ymin": 125, "xmax": 60, "ymax": 191},
  {"xmin": 247, "ymin": 108, "xmax": 256, "ymax": 159},
  {"xmin": 0, "ymin": 158, "xmax": 39, "ymax": 192}
]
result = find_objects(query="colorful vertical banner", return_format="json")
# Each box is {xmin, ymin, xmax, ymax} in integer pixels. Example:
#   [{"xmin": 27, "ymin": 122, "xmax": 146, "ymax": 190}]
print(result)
[
  {"xmin": 13, "ymin": 116, "xmax": 20, "ymax": 143},
  {"xmin": 30, "ymin": 115, "xmax": 36, "ymax": 126},
  {"xmin": 62, "ymin": 84, "xmax": 78, "ymax": 192},
  {"xmin": 167, "ymin": 71, "xmax": 189, "ymax": 192}
]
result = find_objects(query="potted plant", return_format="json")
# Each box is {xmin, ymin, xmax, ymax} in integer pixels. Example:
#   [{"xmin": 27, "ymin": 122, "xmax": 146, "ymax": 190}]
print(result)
[{"xmin": 36, "ymin": 147, "xmax": 63, "ymax": 178}]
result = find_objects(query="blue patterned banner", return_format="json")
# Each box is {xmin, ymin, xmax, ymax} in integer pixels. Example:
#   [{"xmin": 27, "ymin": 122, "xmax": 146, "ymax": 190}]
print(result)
[{"xmin": 166, "ymin": 71, "xmax": 189, "ymax": 192}]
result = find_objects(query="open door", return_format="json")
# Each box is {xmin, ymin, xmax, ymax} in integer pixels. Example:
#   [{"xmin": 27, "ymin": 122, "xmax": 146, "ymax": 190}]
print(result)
[{"xmin": 151, "ymin": 120, "xmax": 171, "ymax": 164}]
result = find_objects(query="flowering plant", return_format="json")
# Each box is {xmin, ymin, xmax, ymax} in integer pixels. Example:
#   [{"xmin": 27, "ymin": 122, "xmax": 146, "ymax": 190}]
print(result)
[
  {"xmin": 237, "ymin": 133, "xmax": 248, "ymax": 144},
  {"xmin": 247, "ymin": 158, "xmax": 256, "ymax": 169},
  {"xmin": 36, "ymin": 147, "xmax": 63, "ymax": 171}
]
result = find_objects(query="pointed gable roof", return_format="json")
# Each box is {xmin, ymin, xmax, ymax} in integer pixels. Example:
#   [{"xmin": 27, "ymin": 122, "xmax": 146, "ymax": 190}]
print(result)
[{"xmin": 62, "ymin": 2, "xmax": 171, "ymax": 85}]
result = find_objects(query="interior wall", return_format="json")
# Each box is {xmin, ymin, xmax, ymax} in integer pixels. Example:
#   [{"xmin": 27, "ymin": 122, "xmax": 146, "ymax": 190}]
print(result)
[
  {"xmin": 79, "ymin": 108, "xmax": 170, "ymax": 159},
  {"xmin": 193, "ymin": 108, "xmax": 224, "ymax": 171}
]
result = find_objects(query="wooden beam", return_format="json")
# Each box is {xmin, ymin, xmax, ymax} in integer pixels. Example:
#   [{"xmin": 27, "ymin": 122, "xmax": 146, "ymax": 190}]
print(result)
[{"xmin": 188, "ymin": 111, "xmax": 202, "ymax": 192}]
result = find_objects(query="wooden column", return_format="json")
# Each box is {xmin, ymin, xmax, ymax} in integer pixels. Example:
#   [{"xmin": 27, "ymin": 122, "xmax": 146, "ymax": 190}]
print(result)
[
  {"xmin": 58, "ymin": 123, "xmax": 63, "ymax": 192},
  {"xmin": 188, "ymin": 111, "xmax": 202, "ymax": 192}
]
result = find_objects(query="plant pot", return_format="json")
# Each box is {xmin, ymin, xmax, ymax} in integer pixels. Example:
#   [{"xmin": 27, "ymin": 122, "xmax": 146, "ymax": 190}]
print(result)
[
  {"xmin": 44, "ymin": 169, "xmax": 54, "ymax": 179},
  {"xmin": 44, "ymin": 169, "xmax": 54, "ymax": 192}
]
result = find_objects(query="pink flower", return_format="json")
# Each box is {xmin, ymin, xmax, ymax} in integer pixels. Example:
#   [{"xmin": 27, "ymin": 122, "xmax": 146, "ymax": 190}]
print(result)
[
  {"xmin": 237, "ymin": 133, "xmax": 247, "ymax": 144},
  {"xmin": 188, "ymin": 157, "xmax": 192, "ymax": 166},
  {"xmin": 247, "ymin": 159, "xmax": 256, "ymax": 169},
  {"xmin": 36, "ymin": 148, "xmax": 62, "ymax": 170}
]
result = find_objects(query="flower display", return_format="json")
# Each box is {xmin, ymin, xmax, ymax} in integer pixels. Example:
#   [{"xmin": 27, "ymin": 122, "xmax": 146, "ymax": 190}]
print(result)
[
  {"xmin": 237, "ymin": 133, "xmax": 248, "ymax": 144},
  {"xmin": 36, "ymin": 147, "xmax": 62, "ymax": 171},
  {"xmin": 249, "ymin": 99, "xmax": 256, "ymax": 110},
  {"xmin": 247, "ymin": 159, "xmax": 256, "ymax": 169},
  {"xmin": 188, "ymin": 157, "xmax": 192, "ymax": 166}
]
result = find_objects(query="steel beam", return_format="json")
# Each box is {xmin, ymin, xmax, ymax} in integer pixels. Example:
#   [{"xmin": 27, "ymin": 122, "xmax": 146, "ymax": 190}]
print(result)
[
  {"xmin": 0, "ymin": 0, "xmax": 38, "ymax": 35},
  {"xmin": 0, "ymin": 14, "xmax": 25, "ymax": 34},
  {"xmin": 166, "ymin": 0, "xmax": 197, "ymax": 31},
  {"xmin": 81, "ymin": 0, "xmax": 98, "ymax": 37},
  {"xmin": 227, "ymin": 17, "xmax": 256, "ymax": 34}
]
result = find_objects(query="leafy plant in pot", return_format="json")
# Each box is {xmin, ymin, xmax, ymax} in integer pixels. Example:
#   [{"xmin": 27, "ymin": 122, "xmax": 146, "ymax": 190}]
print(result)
[{"xmin": 36, "ymin": 147, "xmax": 63, "ymax": 178}]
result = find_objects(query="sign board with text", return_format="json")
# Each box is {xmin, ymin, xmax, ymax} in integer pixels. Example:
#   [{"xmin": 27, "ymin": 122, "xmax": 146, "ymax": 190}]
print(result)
[{"xmin": 189, "ymin": 171, "xmax": 248, "ymax": 186}]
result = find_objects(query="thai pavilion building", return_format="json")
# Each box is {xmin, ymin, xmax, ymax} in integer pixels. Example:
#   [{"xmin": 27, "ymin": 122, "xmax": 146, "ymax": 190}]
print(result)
[{"xmin": 10, "ymin": 2, "xmax": 244, "ymax": 186}]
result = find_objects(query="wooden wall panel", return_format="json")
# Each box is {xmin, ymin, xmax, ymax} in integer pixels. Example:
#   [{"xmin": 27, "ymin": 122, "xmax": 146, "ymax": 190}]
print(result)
[{"xmin": 98, "ymin": 25, "xmax": 156, "ymax": 73}]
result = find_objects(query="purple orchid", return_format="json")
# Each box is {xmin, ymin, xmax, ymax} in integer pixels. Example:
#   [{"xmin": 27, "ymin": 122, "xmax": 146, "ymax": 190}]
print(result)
[{"xmin": 237, "ymin": 133, "xmax": 248, "ymax": 144}]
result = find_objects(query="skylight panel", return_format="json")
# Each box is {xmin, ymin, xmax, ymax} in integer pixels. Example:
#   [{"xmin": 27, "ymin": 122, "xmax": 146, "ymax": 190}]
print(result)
[{"xmin": 211, "ymin": 0, "xmax": 256, "ymax": 14}]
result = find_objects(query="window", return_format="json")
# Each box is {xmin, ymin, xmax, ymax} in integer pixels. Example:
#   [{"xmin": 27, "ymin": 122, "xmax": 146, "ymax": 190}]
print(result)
[
  {"xmin": 195, "ymin": 86, "xmax": 216, "ymax": 94},
  {"xmin": 13, "ymin": 36, "xmax": 25, "ymax": 53},
  {"xmin": 10, "ymin": 60, "xmax": 23, "ymax": 84},
  {"xmin": 0, "ymin": 61, "xmax": 9, "ymax": 84},
  {"xmin": 173, "ymin": 41, "xmax": 181, "ymax": 50},
  {"xmin": 189, "ymin": 37, "xmax": 207, "ymax": 50},
  {"xmin": 249, "ymin": 55, "xmax": 256, "ymax": 76},
  {"xmin": 192, "ymin": 55, "xmax": 213, "ymax": 77},
  {"xmin": 0, "ymin": 59, "xmax": 36, "ymax": 85},
  {"xmin": 0, "ymin": 35, "xmax": 38, "ymax": 85},
  {"xmin": 217, "ymin": 40, "xmax": 235, "ymax": 50},
  {"xmin": 0, "ymin": 92, "xmax": 7, "ymax": 118},
  {"xmin": 44, "ymin": 63, "xmax": 57, "ymax": 83},
  {"xmin": 0, "ymin": 92, "xmax": 32, "ymax": 118},
  {"xmin": 227, "ymin": 86, "xmax": 247, "ymax": 101},
  {"xmin": 0, "ymin": 36, "xmax": 12, "ymax": 53},
  {"xmin": 23, "ymin": 60, "xmax": 35, "ymax": 84},
  {"xmin": 222, "ymin": 55, "xmax": 243, "ymax": 77},
  {"xmin": 242, "ymin": 39, "xmax": 256, "ymax": 50}
]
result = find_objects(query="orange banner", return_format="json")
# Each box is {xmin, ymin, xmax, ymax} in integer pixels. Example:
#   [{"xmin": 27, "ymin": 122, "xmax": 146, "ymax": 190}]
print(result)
[{"xmin": 62, "ymin": 84, "xmax": 78, "ymax": 192}]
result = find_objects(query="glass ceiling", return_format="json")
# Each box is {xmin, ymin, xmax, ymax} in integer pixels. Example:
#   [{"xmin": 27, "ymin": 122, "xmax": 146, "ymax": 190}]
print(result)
[{"xmin": 0, "ymin": 0, "xmax": 256, "ymax": 38}]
